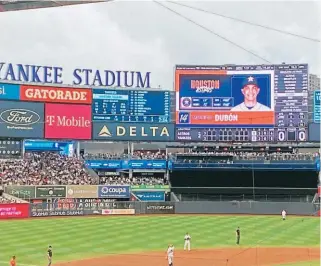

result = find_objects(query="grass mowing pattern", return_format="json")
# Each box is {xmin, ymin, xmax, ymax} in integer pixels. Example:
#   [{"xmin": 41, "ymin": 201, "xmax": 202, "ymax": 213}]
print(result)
[
  {"xmin": 276, "ymin": 261, "xmax": 320, "ymax": 266},
  {"xmin": 0, "ymin": 215, "xmax": 319, "ymax": 265}
]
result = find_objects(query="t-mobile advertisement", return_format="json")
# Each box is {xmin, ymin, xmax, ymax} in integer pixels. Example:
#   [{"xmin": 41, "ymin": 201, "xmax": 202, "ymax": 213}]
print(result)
[
  {"xmin": 45, "ymin": 103, "xmax": 92, "ymax": 140},
  {"xmin": 0, "ymin": 203, "xmax": 30, "ymax": 219}
]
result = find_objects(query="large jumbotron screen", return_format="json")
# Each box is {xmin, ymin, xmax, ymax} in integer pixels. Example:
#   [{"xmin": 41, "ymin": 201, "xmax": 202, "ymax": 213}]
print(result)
[{"xmin": 175, "ymin": 64, "xmax": 308, "ymax": 142}]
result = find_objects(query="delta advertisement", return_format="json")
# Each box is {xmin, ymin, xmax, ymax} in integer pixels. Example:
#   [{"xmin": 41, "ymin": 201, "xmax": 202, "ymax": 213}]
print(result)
[
  {"xmin": 85, "ymin": 159, "xmax": 167, "ymax": 169},
  {"xmin": 20, "ymin": 85, "xmax": 92, "ymax": 104},
  {"xmin": 92, "ymin": 122, "xmax": 175, "ymax": 141},
  {"xmin": 175, "ymin": 68, "xmax": 274, "ymax": 126},
  {"xmin": 98, "ymin": 185, "xmax": 131, "ymax": 198},
  {"xmin": 0, "ymin": 101, "xmax": 44, "ymax": 138},
  {"xmin": 0, "ymin": 203, "xmax": 30, "ymax": 219},
  {"xmin": 133, "ymin": 191, "xmax": 165, "ymax": 201},
  {"xmin": 44, "ymin": 103, "xmax": 92, "ymax": 140}
]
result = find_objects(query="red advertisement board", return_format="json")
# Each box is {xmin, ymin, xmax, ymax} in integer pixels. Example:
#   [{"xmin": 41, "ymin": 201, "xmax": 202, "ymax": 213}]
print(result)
[
  {"xmin": 45, "ymin": 103, "xmax": 92, "ymax": 139},
  {"xmin": 20, "ymin": 85, "xmax": 92, "ymax": 104},
  {"xmin": 0, "ymin": 203, "xmax": 30, "ymax": 219}
]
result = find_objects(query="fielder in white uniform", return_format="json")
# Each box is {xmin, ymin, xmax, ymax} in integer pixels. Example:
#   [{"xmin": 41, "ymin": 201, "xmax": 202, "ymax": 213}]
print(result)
[
  {"xmin": 166, "ymin": 244, "xmax": 174, "ymax": 266},
  {"xmin": 282, "ymin": 210, "xmax": 287, "ymax": 220},
  {"xmin": 231, "ymin": 76, "xmax": 271, "ymax": 111},
  {"xmin": 184, "ymin": 233, "xmax": 191, "ymax": 251}
]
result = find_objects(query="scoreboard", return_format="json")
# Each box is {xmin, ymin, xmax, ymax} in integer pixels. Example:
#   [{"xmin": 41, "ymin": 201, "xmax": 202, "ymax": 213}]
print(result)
[
  {"xmin": 314, "ymin": 90, "xmax": 320, "ymax": 123},
  {"xmin": 175, "ymin": 64, "xmax": 308, "ymax": 142},
  {"xmin": 92, "ymin": 89, "xmax": 171, "ymax": 123}
]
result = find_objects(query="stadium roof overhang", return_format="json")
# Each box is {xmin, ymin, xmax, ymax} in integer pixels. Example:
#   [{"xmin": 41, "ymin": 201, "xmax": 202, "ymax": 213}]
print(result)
[{"xmin": 0, "ymin": 1, "xmax": 108, "ymax": 12}]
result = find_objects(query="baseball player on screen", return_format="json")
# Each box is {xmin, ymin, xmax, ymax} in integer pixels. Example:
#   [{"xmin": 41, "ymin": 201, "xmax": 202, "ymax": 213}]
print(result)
[
  {"xmin": 282, "ymin": 210, "xmax": 287, "ymax": 220},
  {"xmin": 184, "ymin": 232, "xmax": 191, "ymax": 251},
  {"xmin": 231, "ymin": 76, "xmax": 271, "ymax": 111},
  {"xmin": 166, "ymin": 244, "xmax": 174, "ymax": 266}
]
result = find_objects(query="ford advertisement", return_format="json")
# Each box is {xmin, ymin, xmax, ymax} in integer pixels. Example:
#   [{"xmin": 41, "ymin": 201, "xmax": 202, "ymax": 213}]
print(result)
[
  {"xmin": 98, "ymin": 185, "xmax": 131, "ymax": 198},
  {"xmin": 0, "ymin": 101, "xmax": 44, "ymax": 138}
]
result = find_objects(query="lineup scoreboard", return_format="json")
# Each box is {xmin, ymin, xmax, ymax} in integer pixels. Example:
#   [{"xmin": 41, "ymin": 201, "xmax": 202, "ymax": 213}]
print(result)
[
  {"xmin": 0, "ymin": 139, "xmax": 22, "ymax": 159},
  {"xmin": 92, "ymin": 89, "xmax": 171, "ymax": 123},
  {"xmin": 175, "ymin": 64, "xmax": 308, "ymax": 142}
]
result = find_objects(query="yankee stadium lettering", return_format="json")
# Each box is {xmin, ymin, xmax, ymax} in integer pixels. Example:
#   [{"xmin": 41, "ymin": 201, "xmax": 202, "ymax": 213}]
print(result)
[{"xmin": 0, "ymin": 62, "xmax": 151, "ymax": 88}]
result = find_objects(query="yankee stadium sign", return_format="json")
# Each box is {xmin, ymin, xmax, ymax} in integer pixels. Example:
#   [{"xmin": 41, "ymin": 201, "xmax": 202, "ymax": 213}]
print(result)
[{"xmin": 0, "ymin": 62, "xmax": 151, "ymax": 88}]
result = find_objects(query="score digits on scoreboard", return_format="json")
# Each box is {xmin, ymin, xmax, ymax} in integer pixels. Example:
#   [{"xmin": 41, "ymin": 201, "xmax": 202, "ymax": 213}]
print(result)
[{"xmin": 175, "ymin": 64, "xmax": 308, "ymax": 142}]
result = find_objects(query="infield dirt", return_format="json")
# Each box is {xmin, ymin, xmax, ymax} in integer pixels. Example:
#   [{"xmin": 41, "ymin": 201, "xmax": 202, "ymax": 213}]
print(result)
[{"xmin": 55, "ymin": 247, "xmax": 320, "ymax": 266}]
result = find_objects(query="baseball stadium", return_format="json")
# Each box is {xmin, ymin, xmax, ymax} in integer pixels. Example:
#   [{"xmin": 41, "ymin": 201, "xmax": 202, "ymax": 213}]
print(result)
[{"xmin": 0, "ymin": 1, "xmax": 320, "ymax": 266}]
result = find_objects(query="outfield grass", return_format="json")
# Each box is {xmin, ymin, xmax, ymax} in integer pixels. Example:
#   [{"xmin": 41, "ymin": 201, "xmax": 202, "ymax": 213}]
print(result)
[
  {"xmin": 0, "ymin": 215, "xmax": 319, "ymax": 265},
  {"xmin": 277, "ymin": 261, "xmax": 320, "ymax": 266}
]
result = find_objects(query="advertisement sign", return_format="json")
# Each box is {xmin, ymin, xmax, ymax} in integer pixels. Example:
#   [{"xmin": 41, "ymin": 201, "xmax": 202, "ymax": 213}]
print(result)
[
  {"xmin": 131, "ymin": 185, "xmax": 170, "ymax": 191},
  {"xmin": 5, "ymin": 185, "xmax": 35, "ymax": 199},
  {"xmin": 0, "ymin": 101, "xmax": 44, "ymax": 138},
  {"xmin": 133, "ymin": 191, "xmax": 165, "ymax": 201},
  {"xmin": 0, "ymin": 139, "xmax": 22, "ymax": 159},
  {"xmin": 20, "ymin": 85, "xmax": 92, "ymax": 104},
  {"xmin": 35, "ymin": 186, "xmax": 66, "ymax": 198},
  {"xmin": 44, "ymin": 103, "xmax": 92, "ymax": 140},
  {"xmin": 175, "ymin": 64, "xmax": 308, "ymax": 142},
  {"xmin": 0, "ymin": 83, "xmax": 20, "ymax": 100},
  {"xmin": 25, "ymin": 140, "xmax": 74, "ymax": 157},
  {"xmin": 145, "ymin": 202, "xmax": 175, "ymax": 214},
  {"xmin": 98, "ymin": 185, "xmax": 130, "ymax": 198},
  {"xmin": 127, "ymin": 160, "xmax": 167, "ymax": 169},
  {"xmin": 314, "ymin": 91, "xmax": 320, "ymax": 123},
  {"xmin": 0, "ymin": 203, "xmax": 30, "ymax": 219},
  {"xmin": 92, "ymin": 122, "xmax": 175, "ymax": 141},
  {"xmin": 102, "ymin": 209, "xmax": 135, "ymax": 215},
  {"xmin": 85, "ymin": 160, "xmax": 122, "ymax": 169},
  {"xmin": 30, "ymin": 208, "xmax": 84, "ymax": 217},
  {"xmin": 66, "ymin": 185, "xmax": 98, "ymax": 198}
]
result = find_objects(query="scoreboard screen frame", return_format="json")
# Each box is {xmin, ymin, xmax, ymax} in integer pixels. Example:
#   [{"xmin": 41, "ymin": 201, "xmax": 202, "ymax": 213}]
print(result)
[
  {"xmin": 175, "ymin": 64, "xmax": 309, "ymax": 142},
  {"xmin": 92, "ymin": 88, "xmax": 171, "ymax": 123}
]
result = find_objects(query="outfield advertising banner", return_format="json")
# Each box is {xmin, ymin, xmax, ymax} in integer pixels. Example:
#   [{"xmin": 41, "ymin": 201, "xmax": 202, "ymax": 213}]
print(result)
[
  {"xmin": 44, "ymin": 103, "xmax": 92, "ymax": 140},
  {"xmin": 66, "ymin": 185, "xmax": 98, "ymax": 198},
  {"xmin": 85, "ymin": 159, "xmax": 167, "ymax": 169},
  {"xmin": 0, "ymin": 83, "xmax": 20, "ymax": 100},
  {"xmin": 20, "ymin": 85, "xmax": 92, "ymax": 104},
  {"xmin": 131, "ymin": 185, "xmax": 170, "ymax": 191},
  {"xmin": 145, "ymin": 202, "xmax": 175, "ymax": 214},
  {"xmin": 133, "ymin": 191, "xmax": 165, "ymax": 201},
  {"xmin": 0, "ymin": 203, "xmax": 30, "ymax": 219},
  {"xmin": 102, "ymin": 209, "xmax": 135, "ymax": 215},
  {"xmin": 98, "ymin": 185, "xmax": 131, "ymax": 198},
  {"xmin": 4, "ymin": 185, "xmax": 36, "ymax": 199},
  {"xmin": 35, "ymin": 186, "xmax": 66, "ymax": 198},
  {"xmin": 92, "ymin": 122, "xmax": 175, "ymax": 141},
  {"xmin": 0, "ymin": 101, "xmax": 44, "ymax": 138}
]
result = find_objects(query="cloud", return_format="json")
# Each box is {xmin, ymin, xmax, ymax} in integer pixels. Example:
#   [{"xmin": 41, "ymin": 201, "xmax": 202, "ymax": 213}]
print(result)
[{"xmin": 0, "ymin": 0, "xmax": 319, "ymax": 89}]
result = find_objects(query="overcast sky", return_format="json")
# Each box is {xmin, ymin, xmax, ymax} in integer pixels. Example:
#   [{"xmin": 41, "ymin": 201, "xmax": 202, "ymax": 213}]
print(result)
[{"xmin": 0, "ymin": 0, "xmax": 320, "ymax": 89}]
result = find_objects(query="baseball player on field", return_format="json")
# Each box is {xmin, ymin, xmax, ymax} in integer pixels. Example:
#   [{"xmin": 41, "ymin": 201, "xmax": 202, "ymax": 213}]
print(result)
[
  {"xmin": 282, "ymin": 210, "xmax": 287, "ymax": 220},
  {"xmin": 184, "ymin": 232, "xmax": 191, "ymax": 251},
  {"xmin": 166, "ymin": 244, "xmax": 174, "ymax": 266}
]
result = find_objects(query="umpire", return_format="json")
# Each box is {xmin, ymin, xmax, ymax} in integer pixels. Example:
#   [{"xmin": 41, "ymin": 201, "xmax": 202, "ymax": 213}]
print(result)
[
  {"xmin": 236, "ymin": 227, "xmax": 240, "ymax": 245},
  {"xmin": 47, "ymin": 245, "xmax": 53, "ymax": 266}
]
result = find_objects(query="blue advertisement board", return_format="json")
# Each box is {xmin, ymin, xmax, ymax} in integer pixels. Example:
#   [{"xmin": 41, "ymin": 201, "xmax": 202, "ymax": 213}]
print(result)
[
  {"xmin": 133, "ymin": 191, "xmax": 165, "ymax": 201},
  {"xmin": 85, "ymin": 160, "xmax": 166, "ymax": 169},
  {"xmin": 98, "ymin": 185, "xmax": 130, "ymax": 198},
  {"xmin": 0, "ymin": 101, "xmax": 44, "ymax": 138},
  {"xmin": 92, "ymin": 122, "xmax": 175, "ymax": 141},
  {"xmin": 25, "ymin": 140, "xmax": 74, "ymax": 156},
  {"xmin": 0, "ymin": 83, "xmax": 20, "ymax": 100},
  {"xmin": 314, "ymin": 91, "xmax": 320, "ymax": 123}
]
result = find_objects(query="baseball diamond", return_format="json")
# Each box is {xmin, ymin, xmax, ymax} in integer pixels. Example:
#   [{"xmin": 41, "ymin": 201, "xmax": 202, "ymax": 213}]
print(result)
[{"xmin": 0, "ymin": 215, "xmax": 319, "ymax": 266}]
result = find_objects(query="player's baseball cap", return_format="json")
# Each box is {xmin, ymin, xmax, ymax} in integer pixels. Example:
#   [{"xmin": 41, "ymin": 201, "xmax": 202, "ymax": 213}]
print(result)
[{"xmin": 242, "ymin": 76, "xmax": 258, "ymax": 88}]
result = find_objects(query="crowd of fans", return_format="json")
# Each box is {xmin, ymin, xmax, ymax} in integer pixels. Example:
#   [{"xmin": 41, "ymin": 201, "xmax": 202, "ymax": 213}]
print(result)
[
  {"xmin": 0, "ymin": 196, "xmax": 16, "ymax": 204},
  {"xmin": 99, "ymin": 175, "xmax": 168, "ymax": 186},
  {"xmin": 0, "ymin": 152, "xmax": 95, "ymax": 186}
]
